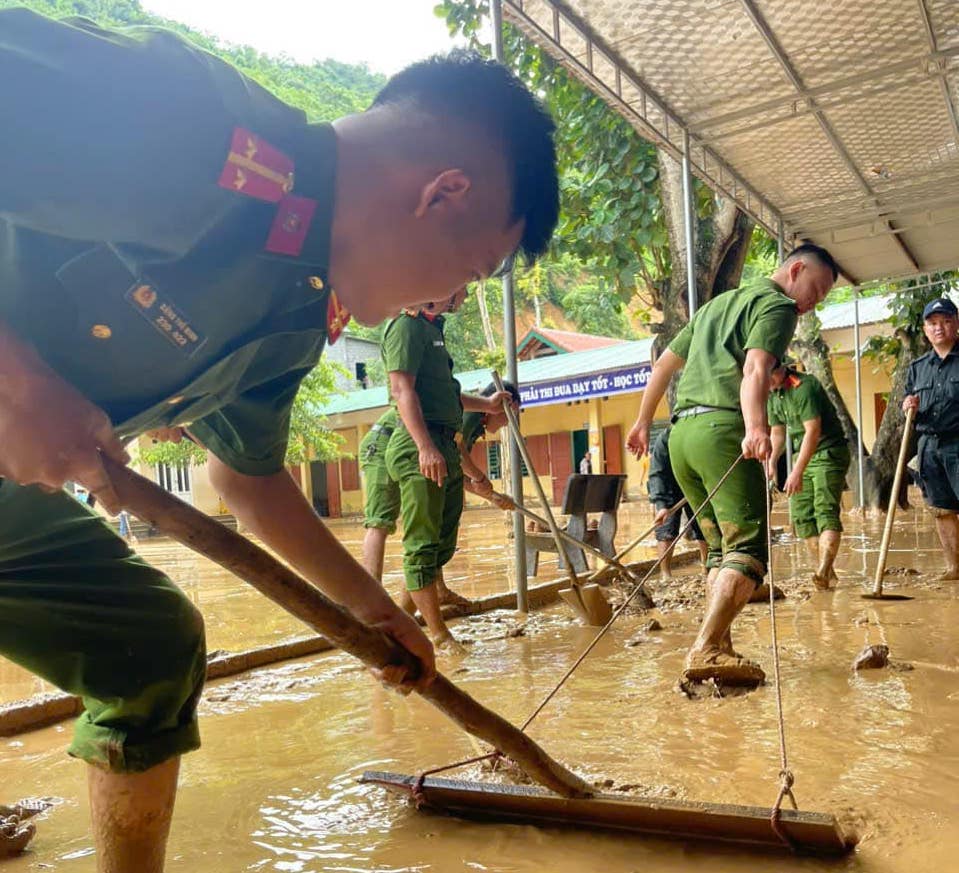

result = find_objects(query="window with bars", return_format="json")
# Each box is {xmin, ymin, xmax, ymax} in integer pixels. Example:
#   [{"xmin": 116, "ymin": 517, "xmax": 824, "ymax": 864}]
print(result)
[{"xmin": 486, "ymin": 441, "xmax": 531, "ymax": 478}]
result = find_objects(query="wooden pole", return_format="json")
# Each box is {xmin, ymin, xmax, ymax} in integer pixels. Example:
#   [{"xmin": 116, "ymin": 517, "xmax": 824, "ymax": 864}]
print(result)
[
  {"xmin": 102, "ymin": 456, "xmax": 590, "ymax": 798},
  {"xmin": 871, "ymin": 406, "xmax": 916, "ymax": 596}
]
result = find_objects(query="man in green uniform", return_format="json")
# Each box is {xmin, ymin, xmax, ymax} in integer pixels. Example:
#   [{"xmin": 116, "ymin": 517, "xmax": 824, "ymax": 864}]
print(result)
[
  {"xmin": 766, "ymin": 364, "xmax": 850, "ymax": 588},
  {"xmin": 903, "ymin": 297, "xmax": 959, "ymax": 580},
  {"xmin": 0, "ymin": 9, "xmax": 558, "ymax": 871},
  {"xmin": 458, "ymin": 380, "xmax": 521, "ymax": 510},
  {"xmin": 360, "ymin": 293, "xmax": 474, "ymax": 607},
  {"xmin": 381, "ymin": 299, "xmax": 514, "ymax": 649},
  {"xmin": 626, "ymin": 245, "xmax": 837, "ymax": 685}
]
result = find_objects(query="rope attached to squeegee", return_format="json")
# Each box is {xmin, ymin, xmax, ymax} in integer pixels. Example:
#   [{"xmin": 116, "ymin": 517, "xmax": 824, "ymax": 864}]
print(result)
[
  {"xmin": 765, "ymin": 477, "xmax": 799, "ymax": 850},
  {"xmin": 518, "ymin": 452, "xmax": 746, "ymax": 732},
  {"xmin": 411, "ymin": 453, "xmax": 746, "ymax": 788}
]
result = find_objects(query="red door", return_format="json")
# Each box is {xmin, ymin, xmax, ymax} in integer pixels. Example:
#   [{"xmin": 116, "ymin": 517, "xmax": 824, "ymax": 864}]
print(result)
[
  {"xmin": 548, "ymin": 431, "xmax": 572, "ymax": 506},
  {"xmin": 325, "ymin": 461, "xmax": 341, "ymax": 518},
  {"xmin": 603, "ymin": 425, "xmax": 623, "ymax": 474}
]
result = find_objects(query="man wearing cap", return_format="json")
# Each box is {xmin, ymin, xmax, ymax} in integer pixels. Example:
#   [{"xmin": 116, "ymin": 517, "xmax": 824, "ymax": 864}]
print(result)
[
  {"xmin": 647, "ymin": 426, "xmax": 708, "ymax": 579},
  {"xmin": 626, "ymin": 244, "xmax": 837, "ymax": 685},
  {"xmin": 903, "ymin": 297, "xmax": 959, "ymax": 580},
  {"xmin": 0, "ymin": 9, "xmax": 559, "ymax": 871},
  {"xmin": 766, "ymin": 363, "xmax": 850, "ymax": 588},
  {"xmin": 382, "ymin": 293, "xmax": 514, "ymax": 650}
]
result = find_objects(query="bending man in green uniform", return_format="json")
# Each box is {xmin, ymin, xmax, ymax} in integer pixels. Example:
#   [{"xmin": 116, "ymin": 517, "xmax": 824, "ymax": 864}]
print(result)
[
  {"xmin": 626, "ymin": 245, "xmax": 837, "ymax": 684},
  {"xmin": 458, "ymin": 380, "xmax": 521, "ymax": 511},
  {"xmin": 767, "ymin": 364, "xmax": 850, "ymax": 588},
  {"xmin": 0, "ymin": 10, "xmax": 558, "ymax": 872},
  {"xmin": 382, "ymin": 296, "xmax": 516, "ymax": 649}
]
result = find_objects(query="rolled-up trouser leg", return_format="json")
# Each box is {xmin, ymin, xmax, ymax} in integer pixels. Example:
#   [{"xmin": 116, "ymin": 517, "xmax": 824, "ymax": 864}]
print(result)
[
  {"xmin": 670, "ymin": 411, "xmax": 767, "ymax": 584},
  {"xmin": 360, "ymin": 428, "xmax": 401, "ymax": 534},
  {"xmin": 0, "ymin": 481, "xmax": 205, "ymax": 773}
]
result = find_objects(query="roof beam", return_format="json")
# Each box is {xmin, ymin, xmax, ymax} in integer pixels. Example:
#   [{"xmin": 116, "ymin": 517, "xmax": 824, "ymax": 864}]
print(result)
[
  {"xmin": 916, "ymin": 0, "xmax": 959, "ymax": 146},
  {"xmin": 738, "ymin": 0, "xmax": 921, "ymax": 273},
  {"xmin": 693, "ymin": 47, "xmax": 959, "ymax": 134}
]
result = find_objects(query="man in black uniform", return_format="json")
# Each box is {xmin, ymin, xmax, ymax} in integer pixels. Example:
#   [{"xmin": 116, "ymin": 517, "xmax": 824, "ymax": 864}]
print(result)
[
  {"xmin": 0, "ymin": 9, "xmax": 559, "ymax": 871},
  {"xmin": 903, "ymin": 298, "xmax": 959, "ymax": 580}
]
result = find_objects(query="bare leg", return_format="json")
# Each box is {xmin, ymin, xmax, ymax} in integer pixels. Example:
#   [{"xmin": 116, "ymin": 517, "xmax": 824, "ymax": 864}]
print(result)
[
  {"xmin": 408, "ymin": 576, "xmax": 460, "ymax": 649},
  {"xmin": 361, "ymin": 527, "xmax": 389, "ymax": 581},
  {"xmin": 433, "ymin": 569, "xmax": 472, "ymax": 606},
  {"xmin": 804, "ymin": 536, "xmax": 819, "ymax": 568},
  {"xmin": 814, "ymin": 530, "xmax": 841, "ymax": 588},
  {"xmin": 657, "ymin": 540, "xmax": 674, "ymax": 579},
  {"xmin": 695, "ymin": 540, "xmax": 708, "ymax": 568},
  {"xmin": 686, "ymin": 567, "xmax": 760, "ymax": 682},
  {"xmin": 934, "ymin": 513, "xmax": 959, "ymax": 580},
  {"xmin": 88, "ymin": 757, "xmax": 179, "ymax": 873}
]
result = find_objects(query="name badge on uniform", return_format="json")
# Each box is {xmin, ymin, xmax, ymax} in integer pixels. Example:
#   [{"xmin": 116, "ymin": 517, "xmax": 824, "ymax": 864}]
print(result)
[
  {"xmin": 126, "ymin": 284, "xmax": 207, "ymax": 357},
  {"xmin": 433, "ymin": 340, "xmax": 445, "ymax": 347}
]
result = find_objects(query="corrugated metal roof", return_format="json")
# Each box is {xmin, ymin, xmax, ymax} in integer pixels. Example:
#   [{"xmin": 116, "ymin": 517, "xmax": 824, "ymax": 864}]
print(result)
[
  {"xmin": 817, "ymin": 294, "xmax": 893, "ymax": 330},
  {"xmin": 503, "ymin": 0, "xmax": 959, "ymax": 287}
]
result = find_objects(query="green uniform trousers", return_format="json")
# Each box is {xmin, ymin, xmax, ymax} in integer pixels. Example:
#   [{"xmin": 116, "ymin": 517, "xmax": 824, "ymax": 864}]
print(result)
[
  {"xmin": 669, "ymin": 410, "xmax": 767, "ymax": 583},
  {"xmin": 790, "ymin": 446, "xmax": 850, "ymax": 539},
  {"xmin": 384, "ymin": 427, "xmax": 464, "ymax": 591},
  {"xmin": 0, "ymin": 481, "xmax": 205, "ymax": 772},
  {"xmin": 359, "ymin": 426, "xmax": 400, "ymax": 534}
]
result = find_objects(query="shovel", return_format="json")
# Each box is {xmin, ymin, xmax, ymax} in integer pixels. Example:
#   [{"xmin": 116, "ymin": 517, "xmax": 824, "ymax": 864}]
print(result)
[
  {"xmin": 99, "ymin": 455, "xmax": 589, "ymax": 798},
  {"xmin": 863, "ymin": 405, "xmax": 916, "ymax": 601},
  {"xmin": 492, "ymin": 372, "xmax": 611, "ymax": 626}
]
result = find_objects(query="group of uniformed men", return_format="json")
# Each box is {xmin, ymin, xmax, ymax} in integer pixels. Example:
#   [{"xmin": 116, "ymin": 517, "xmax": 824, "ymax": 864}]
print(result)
[{"xmin": 2, "ymin": 7, "xmax": 957, "ymax": 872}]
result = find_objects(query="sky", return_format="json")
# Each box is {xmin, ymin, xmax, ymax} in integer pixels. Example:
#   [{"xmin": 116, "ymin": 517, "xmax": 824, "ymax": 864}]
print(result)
[{"xmin": 143, "ymin": 0, "xmax": 468, "ymax": 75}]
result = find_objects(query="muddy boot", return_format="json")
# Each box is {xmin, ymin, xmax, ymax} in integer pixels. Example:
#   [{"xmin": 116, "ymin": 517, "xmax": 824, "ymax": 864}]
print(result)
[{"xmin": 683, "ymin": 647, "xmax": 765, "ymax": 687}]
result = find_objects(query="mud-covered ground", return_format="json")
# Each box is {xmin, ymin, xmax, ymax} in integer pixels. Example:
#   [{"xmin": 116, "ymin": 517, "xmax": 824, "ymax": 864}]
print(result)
[{"xmin": 4, "ymin": 497, "xmax": 959, "ymax": 872}]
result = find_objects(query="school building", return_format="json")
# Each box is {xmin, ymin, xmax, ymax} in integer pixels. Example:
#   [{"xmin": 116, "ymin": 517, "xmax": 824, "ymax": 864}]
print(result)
[{"xmin": 138, "ymin": 295, "xmax": 895, "ymax": 519}]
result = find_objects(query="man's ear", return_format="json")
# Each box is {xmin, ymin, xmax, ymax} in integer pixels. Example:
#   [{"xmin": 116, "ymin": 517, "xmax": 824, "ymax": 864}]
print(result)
[
  {"xmin": 413, "ymin": 169, "xmax": 471, "ymax": 218},
  {"xmin": 788, "ymin": 258, "xmax": 805, "ymax": 283}
]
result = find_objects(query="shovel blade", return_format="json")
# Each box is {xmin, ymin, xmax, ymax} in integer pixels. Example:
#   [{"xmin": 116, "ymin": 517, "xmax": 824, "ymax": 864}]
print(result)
[{"xmin": 559, "ymin": 584, "xmax": 612, "ymax": 626}]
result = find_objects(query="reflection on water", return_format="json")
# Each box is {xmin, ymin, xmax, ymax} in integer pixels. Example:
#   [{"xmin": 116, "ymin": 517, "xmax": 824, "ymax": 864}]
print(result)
[{"xmin": 3, "ymin": 500, "xmax": 959, "ymax": 871}]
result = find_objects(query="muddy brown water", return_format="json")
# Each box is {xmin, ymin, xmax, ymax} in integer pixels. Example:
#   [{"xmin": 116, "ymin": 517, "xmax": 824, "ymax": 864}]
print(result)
[{"xmin": 3, "ymin": 498, "xmax": 959, "ymax": 871}]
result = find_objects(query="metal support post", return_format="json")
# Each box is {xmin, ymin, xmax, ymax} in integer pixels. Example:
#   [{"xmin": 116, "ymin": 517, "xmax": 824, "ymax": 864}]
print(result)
[
  {"xmin": 853, "ymin": 287, "xmax": 865, "ymax": 508},
  {"xmin": 681, "ymin": 130, "xmax": 697, "ymax": 317},
  {"xmin": 491, "ymin": 0, "xmax": 528, "ymax": 611},
  {"xmin": 777, "ymin": 216, "xmax": 793, "ymax": 474}
]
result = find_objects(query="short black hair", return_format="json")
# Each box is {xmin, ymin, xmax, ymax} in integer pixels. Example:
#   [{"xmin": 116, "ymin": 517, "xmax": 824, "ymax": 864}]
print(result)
[
  {"xmin": 786, "ymin": 243, "xmax": 840, "ymax": 281},
  {"xmin": 373, "ymin": 50, "xmax": 559, "ymax": 263},
  {"xmin": 481, "ymin": 379, "xmax": 521, "ymax": 406}
]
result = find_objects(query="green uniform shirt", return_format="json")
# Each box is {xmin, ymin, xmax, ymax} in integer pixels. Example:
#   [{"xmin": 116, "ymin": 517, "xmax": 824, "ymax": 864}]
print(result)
[
  {"xmin": 382, "ymin": 313, "xmax": 463, "ymax": 430},
  {"xmin": 0, "ymin": 9, "xmax": 338, "ymax": 475},
  {"xmin": 669, "ymin": 279, "xmax": 798, "ymax": 413},
  {"xmin": 461, "ymin": 412, "xmax": 486, "ymax": 452},
  {"xmin": 768, "ymin": 372, "xmax": 846, "ymax": 453}
]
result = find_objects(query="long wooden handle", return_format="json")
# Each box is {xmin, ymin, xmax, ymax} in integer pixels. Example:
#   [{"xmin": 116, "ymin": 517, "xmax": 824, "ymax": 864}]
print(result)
[
  {"xmin": 872, "ymin": 406, "xmax": 916, "ymax": 595},
  {"xmin": 492, "ymin": 372, "xmax": 580, "ymax": 585},
  {"xmin": 102, "ymin": 456, "xmax": 590, "ymax": 798}
]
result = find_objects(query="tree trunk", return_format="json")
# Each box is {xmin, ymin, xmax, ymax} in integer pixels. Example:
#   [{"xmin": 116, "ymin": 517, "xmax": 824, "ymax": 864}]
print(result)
[
  {"xmin": 862, "ymin": 332, "xmax": 923, "ymax": 510},
  {"xmin": 654, "ymin": 150, "xmax": 754, "ymax": 404}
]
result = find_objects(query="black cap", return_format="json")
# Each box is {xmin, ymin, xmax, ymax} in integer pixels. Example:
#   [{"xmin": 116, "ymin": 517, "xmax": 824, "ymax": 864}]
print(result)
[{"xmin": 922, "ymin": 298, "xmax": 958, "ymax": 320}]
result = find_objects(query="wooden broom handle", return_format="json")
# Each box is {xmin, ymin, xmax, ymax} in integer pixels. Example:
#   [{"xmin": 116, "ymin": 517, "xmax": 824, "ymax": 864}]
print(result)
[
  {"xmin": 101, "ymin": 455, "xmax": 590, "ymax": 798},
  {"xmin": 872, "ymin": 406, "xmax": 916, "ymax": 596}
]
